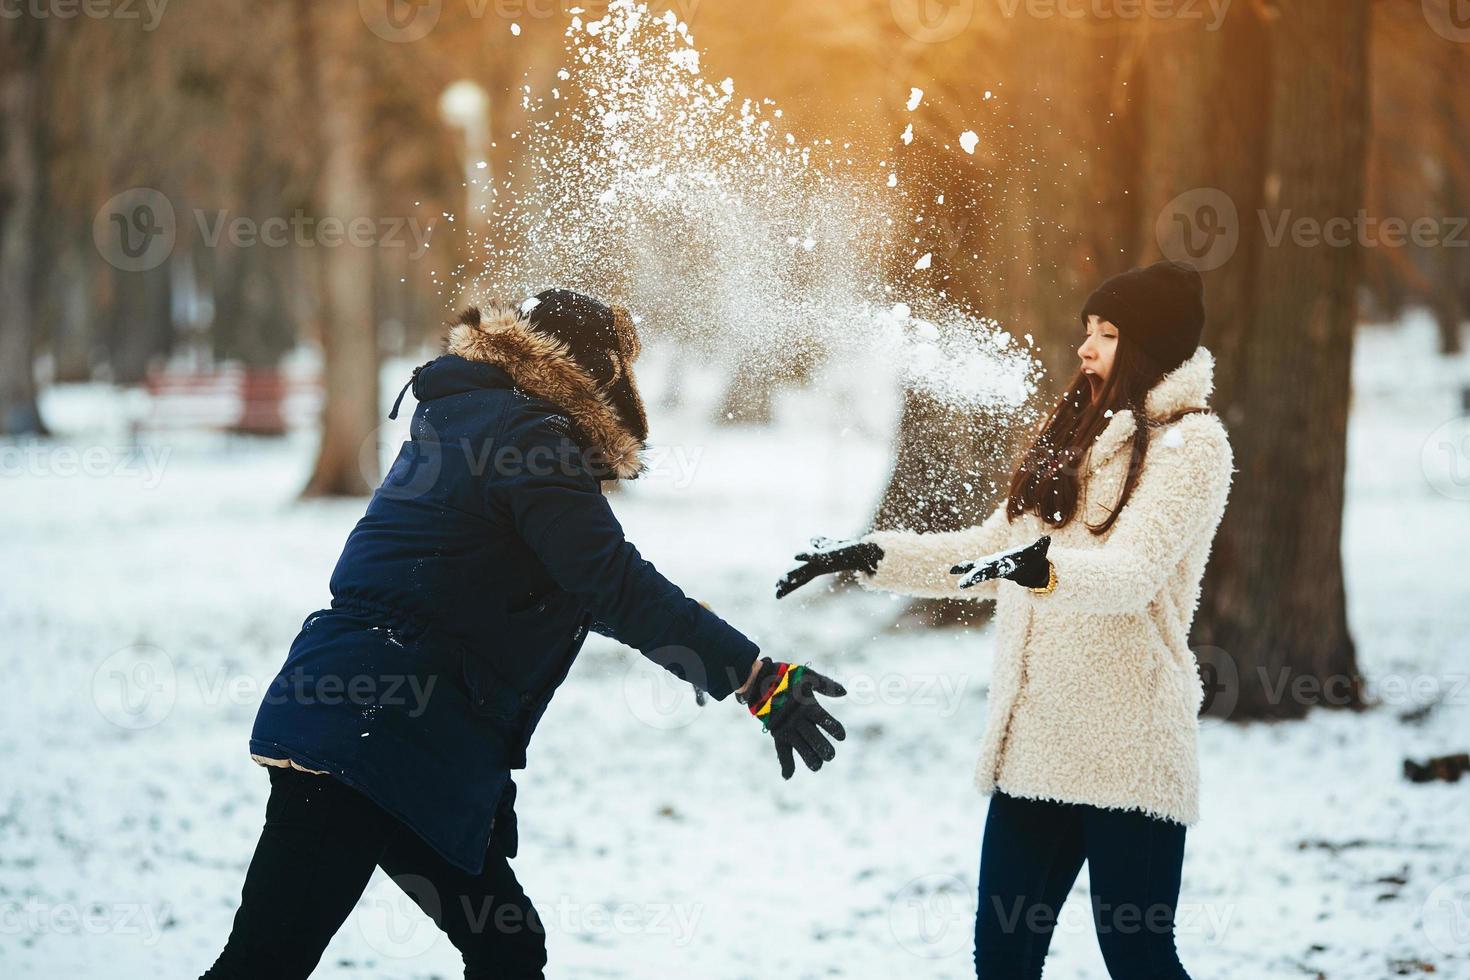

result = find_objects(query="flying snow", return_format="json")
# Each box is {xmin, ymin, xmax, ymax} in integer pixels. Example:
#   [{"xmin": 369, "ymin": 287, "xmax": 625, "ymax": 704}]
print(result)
[{"xmin": 450, "ymin": 0, "xmax": 1040, "ymax": 413}]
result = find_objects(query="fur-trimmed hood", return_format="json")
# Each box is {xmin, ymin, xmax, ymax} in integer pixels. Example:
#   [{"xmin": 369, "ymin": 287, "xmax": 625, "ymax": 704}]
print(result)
[{"xmin": 445, "ymin": 303, "xmax": 647, "ymax": 479}]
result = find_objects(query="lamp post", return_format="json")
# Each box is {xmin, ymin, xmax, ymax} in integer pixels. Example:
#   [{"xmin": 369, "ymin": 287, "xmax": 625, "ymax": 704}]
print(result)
[{"xmin": 438, "ymin": 79, "xmax": 493, "ymax": 227}]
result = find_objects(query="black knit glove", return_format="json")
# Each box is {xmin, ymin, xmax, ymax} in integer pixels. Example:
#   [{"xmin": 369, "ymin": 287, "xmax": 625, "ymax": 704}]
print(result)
[
  {"xmin": 737, "ymin": 658, "xmax": 847, "ymax": 779},
  {"xmin": 775, "ymin": 537, "xmax": 884, "ymax": 599},
  {"xmin": 951, "ymin": 535, "xmax": 1053, "ymax": 590}
]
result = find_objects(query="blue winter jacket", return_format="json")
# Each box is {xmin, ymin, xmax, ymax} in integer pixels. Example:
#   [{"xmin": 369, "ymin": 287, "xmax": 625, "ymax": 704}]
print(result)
[{"xmin": 250, "ymin": 336, "xmax": 760, "ymax": 873}]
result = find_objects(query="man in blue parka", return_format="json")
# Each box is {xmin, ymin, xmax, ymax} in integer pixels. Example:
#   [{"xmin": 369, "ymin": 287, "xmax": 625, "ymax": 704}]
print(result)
[{"xmin": 203, "ymin": 290, "xmax": 848, "ymax": 979}]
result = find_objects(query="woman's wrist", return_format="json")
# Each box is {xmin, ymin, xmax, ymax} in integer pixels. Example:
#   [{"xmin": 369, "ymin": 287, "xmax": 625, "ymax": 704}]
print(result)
[{"xmin": 1026, "ymin": 560, "xmax": 1058, "ymax": 595}]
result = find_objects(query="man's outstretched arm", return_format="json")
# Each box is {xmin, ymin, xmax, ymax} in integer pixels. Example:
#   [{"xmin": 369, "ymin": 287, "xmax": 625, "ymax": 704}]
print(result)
[
  {"xmin": 487, "ymin": 410, "xmax": 845, "ymax": 775},
  {"xmin": 490, "ymin": 411, "xmax": 758, "ymax": 699}
]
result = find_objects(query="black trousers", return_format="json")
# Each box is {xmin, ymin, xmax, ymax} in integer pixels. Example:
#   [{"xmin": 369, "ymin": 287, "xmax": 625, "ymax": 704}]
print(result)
[
  {"xmin": 974, "ymin": 790, "xmax": 1192, "ymax": 979},
  {"xmin": 203, "ymin": 767, "xmax": 545, "ymax": 979}
]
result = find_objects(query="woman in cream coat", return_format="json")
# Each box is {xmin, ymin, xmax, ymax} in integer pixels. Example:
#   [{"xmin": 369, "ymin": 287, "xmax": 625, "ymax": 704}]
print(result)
[{"xmin": 779, "ymin": 261, "xmax": 1234, "ymax": 979}]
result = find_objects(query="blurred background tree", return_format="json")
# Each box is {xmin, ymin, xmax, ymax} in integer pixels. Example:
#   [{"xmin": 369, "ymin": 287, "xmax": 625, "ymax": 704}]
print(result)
[{"xmin": 0, "ymin": 12, "xmax": 49, "ymax": 436}]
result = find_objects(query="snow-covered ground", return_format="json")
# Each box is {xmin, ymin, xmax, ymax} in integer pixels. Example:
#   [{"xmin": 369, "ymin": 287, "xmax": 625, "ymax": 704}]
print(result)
[{"xmin": 2, "ymin": 315, "xmax": 1468, "ymax": 979}]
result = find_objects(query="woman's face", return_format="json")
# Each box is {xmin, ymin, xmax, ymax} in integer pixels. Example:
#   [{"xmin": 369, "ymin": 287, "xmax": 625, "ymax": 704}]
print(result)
[{"xmin": 1078, "ymin": 314, "xmax": 1118, "ymax": 399}]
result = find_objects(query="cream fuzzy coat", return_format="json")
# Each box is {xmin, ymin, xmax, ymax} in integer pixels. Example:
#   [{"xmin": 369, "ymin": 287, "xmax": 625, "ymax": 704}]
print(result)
[{"xmin": 861, "ymin": 346, "xmax": 1234, "ymax": 825}]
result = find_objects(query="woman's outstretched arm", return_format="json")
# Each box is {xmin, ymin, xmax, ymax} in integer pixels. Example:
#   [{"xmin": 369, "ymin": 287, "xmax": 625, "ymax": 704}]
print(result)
[{"xmin": 857, "ymin": 503, "xmax": 1015, "ymax": 600}]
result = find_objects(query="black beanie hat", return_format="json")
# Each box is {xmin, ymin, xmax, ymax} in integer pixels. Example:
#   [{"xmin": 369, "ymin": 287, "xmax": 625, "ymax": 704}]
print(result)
[
  {"xmin": 523, "ymin": 287, "xmax": 648, "ymax": 441},
  {"xmin": 1081, "ymin": 260, "xmax": 1205, "ymax": 374}
]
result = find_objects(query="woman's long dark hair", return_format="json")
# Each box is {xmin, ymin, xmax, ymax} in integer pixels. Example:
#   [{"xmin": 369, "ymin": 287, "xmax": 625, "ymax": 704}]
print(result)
[{"xmin": 1005, "ymin": 331, "xmax": 1203, "ymax": 535}]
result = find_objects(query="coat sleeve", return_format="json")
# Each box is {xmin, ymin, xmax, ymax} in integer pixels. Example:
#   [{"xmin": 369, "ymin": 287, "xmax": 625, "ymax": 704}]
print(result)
[
  {"xmin": 857, "ymin": 502, "xmax": 1015, "ymax": 600},
  {"xmin": 1038, "ymin": 418, "xmax": 1233, "ymax": 615},
  {"xmin": 489, "ymin": 409, "xmax": 759, "ymax": 700}
]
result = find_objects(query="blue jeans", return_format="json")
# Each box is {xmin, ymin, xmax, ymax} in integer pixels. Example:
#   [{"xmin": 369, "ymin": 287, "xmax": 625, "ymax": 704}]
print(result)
[{"xmin": 974, "ymin": 790, "xmax": 1192, "ymax": 979}]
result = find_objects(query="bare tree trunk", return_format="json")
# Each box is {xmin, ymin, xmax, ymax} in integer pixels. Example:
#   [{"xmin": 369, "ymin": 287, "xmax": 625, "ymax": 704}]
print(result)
[
  {"xmin": 1082, "ymin": 25, "xmax": 1146, "ymax": 283},
  {"xmin": 0, "ymin": 15, "xmax": 48, "ymax": 436},
  {"xmin": 871, "ymin": 393, "xmax": 1028, "ymax": 626},
  {"xmin": 103, "ymin": 261, "xmax": 173, "ymax": 385},
  {"xmin": 300, "ymin": 2, "xmax": 380, "ymax": 497},
  {"xmin": 1193, "ymin": 0, "xmax": 1370, "ymax": 718},
  {"xmin": 1430, "ymin": 40, "xmax": 1468, "ymax": 356},
  {"xmin": 1136, "ymin": 4, "xmax": 1273, "ymax": 412},
  {"xmin": 717, "ymin": 360, "xmax": 778, "ymax": 426}
]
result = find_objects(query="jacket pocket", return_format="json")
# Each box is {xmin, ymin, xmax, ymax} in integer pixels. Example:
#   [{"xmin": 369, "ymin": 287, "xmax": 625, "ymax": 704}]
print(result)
[
  {"xmin": 505, "ymin": 585, "xmax": 566, "ymax": 617},
  {"xmin": 460, "ymin": 652, "xmax": 522, "ymax": 723}
]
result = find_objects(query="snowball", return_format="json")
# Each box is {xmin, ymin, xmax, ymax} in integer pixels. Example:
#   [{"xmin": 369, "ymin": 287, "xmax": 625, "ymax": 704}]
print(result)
[
  {"xmin": 906, "ymin": 87, "xmax": 924, "ymax": 111},
  {"xmin": 959, "ymin": 131, "xmax": 979, "ymax": 154},
  {"xmin": 510, "ymin": 22, "xmax": 521, "ymax": 35},
  {"xmin": 901, "ymin": 123, "xmax": 913, "ymax": 145},
  {"xmin": 914, "ymin": 253, "xmax": 932, "ymax": 270}
]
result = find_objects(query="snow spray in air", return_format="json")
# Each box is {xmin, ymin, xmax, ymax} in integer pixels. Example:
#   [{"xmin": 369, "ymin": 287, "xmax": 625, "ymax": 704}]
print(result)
[{"xmin": 462, "ymin": 0, "xmax": 1042, "ymax": 416}]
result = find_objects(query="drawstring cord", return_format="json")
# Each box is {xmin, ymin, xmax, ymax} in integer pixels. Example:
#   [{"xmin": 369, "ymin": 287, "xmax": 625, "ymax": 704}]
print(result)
[{"xmin": 388, "ymin": 362, "xmax": 432, "ymax": 420}]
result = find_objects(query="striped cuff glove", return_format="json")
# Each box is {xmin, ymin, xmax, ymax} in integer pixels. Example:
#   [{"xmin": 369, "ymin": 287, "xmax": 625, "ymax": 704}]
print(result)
[{"xmin": 738, "ymin": 658, "xmax": 847, "ymax": 779}]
